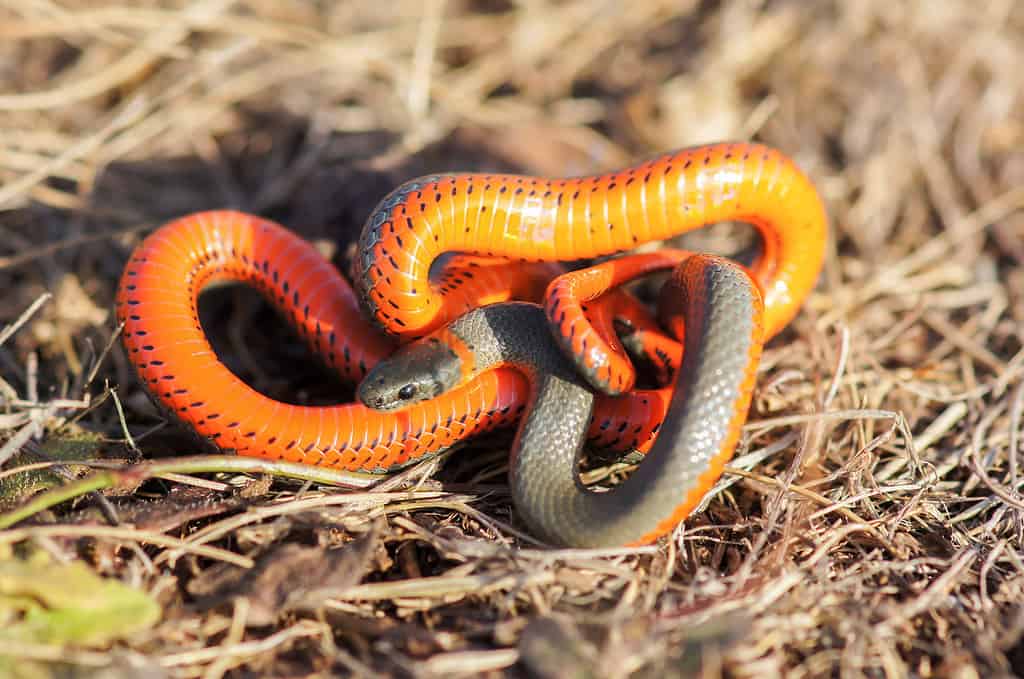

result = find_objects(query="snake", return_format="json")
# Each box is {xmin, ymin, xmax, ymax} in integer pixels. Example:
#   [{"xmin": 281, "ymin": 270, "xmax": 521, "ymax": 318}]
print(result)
[
  {"xmin": 115, "ymin": 210, "xmax": 678, "ymax": 472},
  {"xmin": 116, "ymin": 140, "xmax": 827, "ymax": 545}
]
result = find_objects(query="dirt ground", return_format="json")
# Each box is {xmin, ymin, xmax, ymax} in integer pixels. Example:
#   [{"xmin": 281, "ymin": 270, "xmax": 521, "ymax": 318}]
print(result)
[{"xmin": 1, "ymin": 1, "xmax": 1023, "ymax": 677}]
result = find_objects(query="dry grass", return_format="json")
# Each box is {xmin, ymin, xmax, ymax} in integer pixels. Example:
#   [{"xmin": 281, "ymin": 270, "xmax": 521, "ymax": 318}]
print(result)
[{"xmin": 1, "ymin": 0, "xmax": 1023, "ymax": 676}]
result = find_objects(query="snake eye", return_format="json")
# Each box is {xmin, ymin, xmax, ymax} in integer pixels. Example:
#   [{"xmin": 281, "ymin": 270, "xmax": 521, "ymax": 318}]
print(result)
[{"xmin": 398, "ymin": 384, "xmax": 417, "ymax": 400}]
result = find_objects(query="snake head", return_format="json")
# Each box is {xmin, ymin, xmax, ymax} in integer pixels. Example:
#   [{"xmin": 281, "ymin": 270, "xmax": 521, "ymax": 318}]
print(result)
[{"xmin": 357, "ymin": 335, "xmax": 463, "ymax": 411}]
